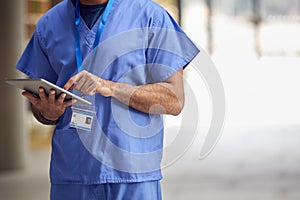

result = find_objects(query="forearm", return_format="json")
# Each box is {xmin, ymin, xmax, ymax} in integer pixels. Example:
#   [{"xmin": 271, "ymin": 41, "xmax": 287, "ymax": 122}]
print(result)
[
  {"xmin": 64, "ymin": 69, "xmax": 185, "ymax": 115},
  {"xmin": 31, "ymin": 104, "xmax": 58, "ymax": 125},
  {"xmin": 111, "ymin": 82, "xmax": 184, "ymax": 115}
]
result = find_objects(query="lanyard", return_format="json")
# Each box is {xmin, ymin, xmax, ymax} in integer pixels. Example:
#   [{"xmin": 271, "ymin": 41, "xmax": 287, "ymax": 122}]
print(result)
[{"xmin": 75, "ymin": 0, "xmax": 115, "ymax": 72}]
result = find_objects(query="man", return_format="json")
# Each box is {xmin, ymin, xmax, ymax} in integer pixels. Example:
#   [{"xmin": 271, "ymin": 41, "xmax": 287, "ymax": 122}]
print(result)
[{"xmin": 17, "ymin": 0, "xmax": 199, "ymax": 199}]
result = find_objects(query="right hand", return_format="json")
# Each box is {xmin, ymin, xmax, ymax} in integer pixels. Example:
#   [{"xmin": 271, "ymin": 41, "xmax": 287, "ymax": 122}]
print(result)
[{"xmin": 22, "ymin": 87, "xmax": 76, "ymax": 121}]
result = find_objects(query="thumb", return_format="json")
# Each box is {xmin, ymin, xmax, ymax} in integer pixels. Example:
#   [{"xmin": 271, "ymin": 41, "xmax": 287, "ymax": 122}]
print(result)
[{"xmin": 22, "ymin": 91, "xmax": 39, "ymax": 106}]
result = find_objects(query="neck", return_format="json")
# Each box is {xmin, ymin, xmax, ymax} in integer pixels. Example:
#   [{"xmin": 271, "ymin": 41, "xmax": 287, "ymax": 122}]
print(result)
[{"xmin": 80, "ymin": 0, "xmax": 108, "ymax": 5}]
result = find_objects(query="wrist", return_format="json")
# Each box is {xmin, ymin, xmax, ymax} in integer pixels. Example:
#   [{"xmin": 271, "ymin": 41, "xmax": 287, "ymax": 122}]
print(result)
[
  {"xmin": 97, "ymin": 78, "xmax": 115, "ymax": 97},
  {"xmin": 109, "ymin": 81, "xmax": 116, "ymax": 97},
  {"xmin": 30, "ymin": 104, "xmax": 58, "ymax": 125},
  {"xmin": 39, "ymin": 111, "xmax": 59, "ymax": 125}
]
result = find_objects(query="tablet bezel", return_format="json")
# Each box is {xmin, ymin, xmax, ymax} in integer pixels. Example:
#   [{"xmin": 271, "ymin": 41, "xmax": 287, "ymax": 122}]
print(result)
[{"xmin": 5, "ymin": 78, "xmax": 92, "ymax": 106}]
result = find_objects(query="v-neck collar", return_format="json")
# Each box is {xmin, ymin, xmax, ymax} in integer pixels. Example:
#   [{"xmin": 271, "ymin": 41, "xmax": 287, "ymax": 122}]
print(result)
[
  {"xmin": 68, "ymin": 0, "xmax": 120, "ymax": 48},
  {"xmin": 79, "ymin": 14, "xmax": 102, "ymax": 48},
  {"xmin": 68, "ymin": 0, "xmax": 103, "ymax": 48}
]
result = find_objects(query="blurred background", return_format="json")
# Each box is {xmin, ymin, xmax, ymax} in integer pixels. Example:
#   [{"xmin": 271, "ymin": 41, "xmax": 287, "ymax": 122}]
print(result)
[{"xmin": 0, "ymin": 0, "xmax": 300, "ymax": 199}]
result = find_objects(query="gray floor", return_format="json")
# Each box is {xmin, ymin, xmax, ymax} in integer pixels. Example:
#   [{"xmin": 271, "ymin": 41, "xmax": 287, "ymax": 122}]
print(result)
[
  {"xmin": 0, "ymin": 150, "xmax": 50, "ymax": 200},
  {"xmin": 162, "ymin": 126, "xmax": 300, "ymax": 200},
  {"xmin": 1, "ymin": 126, "xmax": 300, "ymax": 200}
]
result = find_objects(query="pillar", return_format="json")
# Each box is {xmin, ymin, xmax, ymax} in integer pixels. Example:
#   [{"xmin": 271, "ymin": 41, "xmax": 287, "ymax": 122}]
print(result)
[{"xmin": 0, "ymin": 0, "xmax": 27, "ymax": 170}]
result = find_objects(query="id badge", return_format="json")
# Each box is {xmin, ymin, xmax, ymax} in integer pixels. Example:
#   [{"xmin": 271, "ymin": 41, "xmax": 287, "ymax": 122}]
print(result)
[{"xmin": 70, "ymin": 106, "xmax": 95, "ymax": 131}]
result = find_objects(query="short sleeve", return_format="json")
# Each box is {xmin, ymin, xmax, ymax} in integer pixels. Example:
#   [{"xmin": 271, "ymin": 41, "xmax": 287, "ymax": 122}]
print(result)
[
  {"xmin": 146, "ymin": 9, "xmax": 199, "ymax": 83},
  {"xmin": 16, "ymin": 27, "xmax": 58, "ymax": 83}
]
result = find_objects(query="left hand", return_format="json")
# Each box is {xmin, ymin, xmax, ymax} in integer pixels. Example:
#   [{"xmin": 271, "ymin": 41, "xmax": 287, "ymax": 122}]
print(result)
[
  {"xmin": 64, "ymin": 70, "xmax": 113, "ymax": 96},
  {"xmin": 22, "ymin": 88, "xmax": 75, "ymax": 121}
]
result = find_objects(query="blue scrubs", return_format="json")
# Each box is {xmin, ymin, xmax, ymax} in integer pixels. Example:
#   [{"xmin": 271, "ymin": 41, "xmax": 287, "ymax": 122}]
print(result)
[
  {"xmin": 17, "ymin": 0, "xmax": 199, "ymax": 198},
  {"xmin": 51, "ymin": 181, "xmax": 162, "ymax": 200}
]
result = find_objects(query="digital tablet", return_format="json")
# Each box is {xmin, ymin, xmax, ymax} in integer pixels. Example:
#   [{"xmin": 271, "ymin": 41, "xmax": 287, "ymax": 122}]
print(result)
[{"xmin": 5, "ymin": 78, "xmax": 92, "ymax": 106}]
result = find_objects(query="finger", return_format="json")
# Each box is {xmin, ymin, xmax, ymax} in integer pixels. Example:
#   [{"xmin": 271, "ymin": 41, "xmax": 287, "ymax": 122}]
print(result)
[
  {"xmin": 83, "ymin": 74, "xmax": 98, "ymax": 94},
  {"xmin": 48, "ymin": 89, "xmax": 56, "ymax": 103},
  {"xmin": 68, "ymin": 85, "xmax": 74, "ymax": 90},
  {"xmin": 74, "ymin": 76, "xmax": 86, "ymax": 92},
  {"xmin": 22, "ymin": 90, "xmax": 39, "ymax": 98},
  {"xmin": 22, "ymin": 91, "xmax": 39, "ymax": 105},
  {"xmin": 86, "ymin": 82, "xmax": 97, "ymax": 95},
  {"xmin": 63, "ymin": 99, "xmax": 77, "ymax": 108},
  {"xmin": 64, "ymin": 79, "xmax": 76, "ymax": 91},
  {"xmin": 57, "ymin": 93, "xmax": 66, "ymax": 104},
  {"xmin": 80, "ymin": 78, "xmax": 92, "ymax": 94},
  {"xmin": 86, "ymin": 77, "xmax": 96, "ymax": 88},
  {"xmin": 38, "ymin": 87, "xmax": 47, "ymax": 101},
  {"xmin": 64, "ymin": 72, "xmax": 84, "ymax": 90}
]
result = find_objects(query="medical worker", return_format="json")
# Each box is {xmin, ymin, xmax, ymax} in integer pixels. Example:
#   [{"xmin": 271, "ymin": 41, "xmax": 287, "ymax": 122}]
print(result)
[{"xmin": 17, "ymin": 0, "xmax": 199, "ymax": 199}]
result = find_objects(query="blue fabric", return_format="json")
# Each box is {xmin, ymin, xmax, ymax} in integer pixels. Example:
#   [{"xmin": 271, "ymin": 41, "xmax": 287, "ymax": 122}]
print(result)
[
  {"xmin": 50, "ymin": 181, "xmax": 162, "ymax": 200},
  {"xmin": 16, "ymin": 0, "xmax": 200, "ymax": 185}
]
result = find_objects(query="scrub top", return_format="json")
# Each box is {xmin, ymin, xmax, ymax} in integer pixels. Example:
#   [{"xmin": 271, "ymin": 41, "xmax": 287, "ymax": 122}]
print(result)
[{"xmin": 17, "ymin": 0, "xmax": 199, "ymax": 184}]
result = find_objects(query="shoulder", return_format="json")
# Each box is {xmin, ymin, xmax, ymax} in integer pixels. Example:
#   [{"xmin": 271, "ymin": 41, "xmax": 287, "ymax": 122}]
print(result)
[
  {"xmin": 133, "ymin": 0, "xmax": 166, "ymax": 16},
  {"xmin": 117, "ymin": 0, "xmax": 164, "ymax": 10},
  {"xmin": 36, "ymin": 0, "xmax": 73, "ymax": 32},
  {"xmin": 134, "ymin": 0, "xmax": 165, "ymax": 11},
  {"xmin": 115, "ymin": 0, "xmax": 170, "ymax": 27}
]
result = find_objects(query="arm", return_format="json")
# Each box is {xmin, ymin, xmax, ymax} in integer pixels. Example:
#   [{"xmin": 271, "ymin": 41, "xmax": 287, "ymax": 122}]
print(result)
[
  {"xmin": 64, "ymin": 69, "xmax": 185, "ymax": 116},
  {"xmin": 112, "ymin": 69, "xmax": 184, "ymax": 115},
  {"xmin": 22, "ymin": 88, "xmax": 76, "ymax": 125}
]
